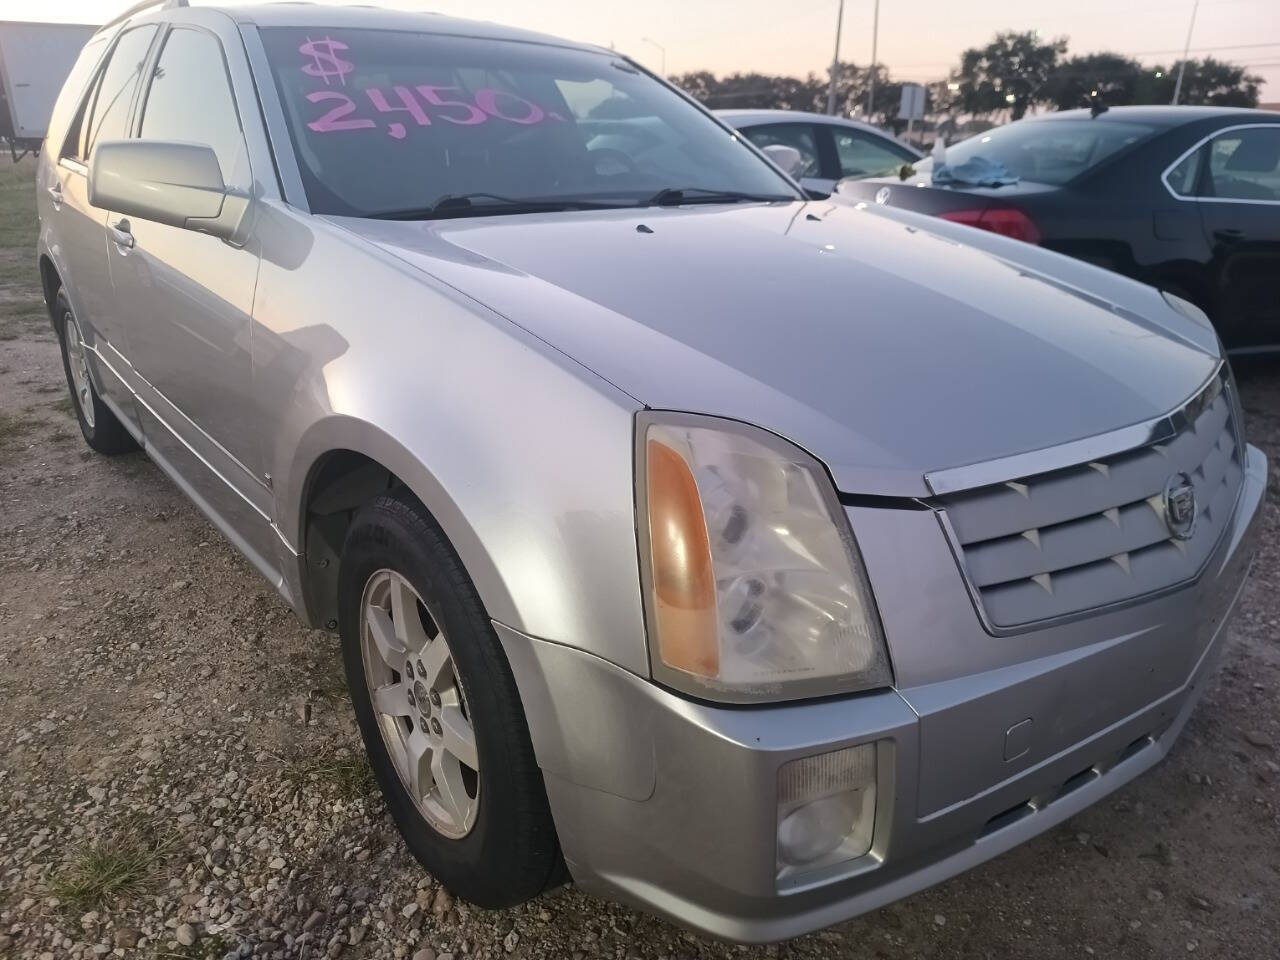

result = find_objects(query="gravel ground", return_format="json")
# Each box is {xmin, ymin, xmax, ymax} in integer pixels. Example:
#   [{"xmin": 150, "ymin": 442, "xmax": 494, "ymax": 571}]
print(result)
[{"xmin": 1, "ymin": 156, "xmax": 1278, "ymax": 960}]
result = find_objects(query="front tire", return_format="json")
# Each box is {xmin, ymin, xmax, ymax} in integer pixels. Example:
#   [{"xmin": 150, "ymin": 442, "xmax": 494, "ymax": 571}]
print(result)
[
  {"xmin": 54, "ymin": 290, "xmax": 138, "ymax": 455},
  {"xmin": 338, "ymin": 492, "xmax": 562, "ymax": 907}
]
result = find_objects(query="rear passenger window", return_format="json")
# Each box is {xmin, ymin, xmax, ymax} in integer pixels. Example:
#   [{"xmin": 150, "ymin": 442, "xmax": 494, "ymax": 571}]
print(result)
[
  {"xmin": 832, "ymin": 128, "xmax": 914, "ymax": 179},
  {"xmin": 1165, "ymin": 147, "xmax": 1203, "ymax": 197},
  {"xmin": 138, "ymin": 28, "xmax": 248, "ymax": 186},
  {"xmin": 77, "ymin": 26, "xmax": 157, "ymax": 160},
  {"xmin": 53, "ymin": 35, "xmax": 108, "ymax": 162},
  {"xmin": 1205, "ymin": 127, "xmax": 1280, "ymax": 202}
]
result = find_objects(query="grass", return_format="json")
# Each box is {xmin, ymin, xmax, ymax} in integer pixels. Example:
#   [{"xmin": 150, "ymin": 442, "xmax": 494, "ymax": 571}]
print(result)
[
  {"xmin": 276, "ymin": 744, "xmax": 377, "ymax": 801},
  {"xmin": 49, "ymin": 819, "xmax": 178, "ymax": 912},
  {"xmin": 0, "ymin": 409, "xmax": 40, "ymax": 449},
  {"xmin": 0, "ymin": 157, "xmax": 45, "ymax": 352},
  {"xmin": 0, "ymin": 156, "xmax": 39, "ymax": 262},
  {"xmin": 307, "ymin": 655, "xmax": 353, "ymax": 704},
  {"xmin": 0, "ymin": 306, "xmax": 50, "ymax": 340}
]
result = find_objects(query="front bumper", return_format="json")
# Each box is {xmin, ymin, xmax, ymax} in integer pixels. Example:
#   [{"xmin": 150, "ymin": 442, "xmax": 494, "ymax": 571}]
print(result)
[{"xmin": 496, "ymin": 443, "xmax": 1266, "ymax": 943}]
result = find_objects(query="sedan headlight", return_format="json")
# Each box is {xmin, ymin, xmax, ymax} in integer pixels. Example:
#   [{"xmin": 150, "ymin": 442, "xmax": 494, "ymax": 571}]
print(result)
[{"xmin": 636, "ymin": 412, "xmax": 892, "ymax": 702}]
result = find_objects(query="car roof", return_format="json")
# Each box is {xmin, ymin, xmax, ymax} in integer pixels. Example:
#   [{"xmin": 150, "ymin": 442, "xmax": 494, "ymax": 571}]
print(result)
[
  {"xmin": 716, "ymin": 108, "xmax": 890, "ymax": 134},
  {"xmin": 1029, "ymin": 105, "xmax": 1280, "ymax": 128},
  {"xmin": 142, "ymin": 2, "xmax": 608, "ymax": 55}
]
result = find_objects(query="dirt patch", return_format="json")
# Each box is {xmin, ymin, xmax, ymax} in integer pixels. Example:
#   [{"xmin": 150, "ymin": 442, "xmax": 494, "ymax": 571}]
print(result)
[{"xmin": 1, "ymin": 157, "xmax": 1278, "ymax": 960}]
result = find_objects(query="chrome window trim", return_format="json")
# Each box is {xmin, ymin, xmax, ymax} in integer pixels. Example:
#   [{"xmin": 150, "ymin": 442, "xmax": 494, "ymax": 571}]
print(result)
[
  {"xmin": 925, "ymin": 362, "xmax": 1228, "ymax": 496},
  {"xmin": 1159, "ymin": 121, "xmax": 1280, "ymax": 206}
]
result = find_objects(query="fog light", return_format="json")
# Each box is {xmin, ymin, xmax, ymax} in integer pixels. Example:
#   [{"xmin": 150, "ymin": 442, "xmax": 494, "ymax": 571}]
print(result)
[{"xmin": 777, "ymin": 743, "xmax": 877, "ymax": 878}]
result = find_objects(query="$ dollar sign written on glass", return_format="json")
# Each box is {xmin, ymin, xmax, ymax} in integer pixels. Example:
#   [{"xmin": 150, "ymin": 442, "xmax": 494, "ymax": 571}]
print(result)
[{"xmin": 299, "ymin": 37, "xmax": 354, "ymax": 87}]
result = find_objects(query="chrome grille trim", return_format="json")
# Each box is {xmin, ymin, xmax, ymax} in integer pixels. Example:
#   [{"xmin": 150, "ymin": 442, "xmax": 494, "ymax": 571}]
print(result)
[
  {"xmin": 925, "ymin": 363, "xmax": 1230, "ymax": 496},
  {"xmin": 934, "ymin": 364, "xmax": 1244, "ymax": 631}
]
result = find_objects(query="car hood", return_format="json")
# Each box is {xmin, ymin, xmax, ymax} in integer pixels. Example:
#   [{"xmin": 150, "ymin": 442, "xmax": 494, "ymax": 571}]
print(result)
[{"xmin": 328, "ymin": 201, "xmax": 1220, "ymax": 496}]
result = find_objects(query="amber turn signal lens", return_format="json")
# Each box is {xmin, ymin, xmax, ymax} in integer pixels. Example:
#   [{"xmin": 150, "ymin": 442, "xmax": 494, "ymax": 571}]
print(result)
[{"xmin": 645, "ymin": 438, "xmax": 719, "ymax": 677}]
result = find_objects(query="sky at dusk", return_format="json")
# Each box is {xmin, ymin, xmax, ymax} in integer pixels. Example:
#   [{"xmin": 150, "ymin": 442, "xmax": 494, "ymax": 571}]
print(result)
[{"xmin": 3, "ymin": 0, "xmax": 1277, "ymax": 102}]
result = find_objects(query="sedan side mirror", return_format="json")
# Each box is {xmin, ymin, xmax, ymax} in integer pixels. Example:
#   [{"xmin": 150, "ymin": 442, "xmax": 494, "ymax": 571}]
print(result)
[
  {"xmin": 88, "ymin": 140, "xmax": 248, "ymax": 242},
  {"xmin": 761, "ymin": 143, "xmax": 806, "ymax": 179}
]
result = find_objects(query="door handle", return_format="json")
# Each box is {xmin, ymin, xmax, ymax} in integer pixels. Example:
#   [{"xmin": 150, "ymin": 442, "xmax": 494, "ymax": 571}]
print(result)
[
  {"xmin": 1214, "ymin": 228, "xmax": 1245, "ymax": 242},
  {"xmin": 109, "ymin": 219, "xmax": 135, "ymax": 250},
  {"xmin": 46, "ymin": 183, "xmax": 63, "ymax": 208}
]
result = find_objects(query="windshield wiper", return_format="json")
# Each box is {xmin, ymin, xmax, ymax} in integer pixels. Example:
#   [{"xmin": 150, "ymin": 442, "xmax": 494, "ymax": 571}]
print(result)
[
  {"xmin": 644, "ymin": 186, "xmax": 797, "ymax": 206},
  {"xmin": 368, "ymin": 192, "xmax": 622, "ymax": 220}
]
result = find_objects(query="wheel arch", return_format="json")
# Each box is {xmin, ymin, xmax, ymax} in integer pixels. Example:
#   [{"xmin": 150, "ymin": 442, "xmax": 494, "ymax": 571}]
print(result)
[
  {"xmin": 39, "ymin": 254, "xmax": 64, "ymax": 330},
  {"xmin": 286, "ymin": 418, "xmax": 518, "ymax": 634}
]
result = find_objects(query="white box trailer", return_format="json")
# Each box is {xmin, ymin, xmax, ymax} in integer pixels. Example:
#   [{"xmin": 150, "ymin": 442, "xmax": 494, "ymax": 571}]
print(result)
[{"xmin": 0, "ymin": 20, "xmax": 98, "ymax": 160}]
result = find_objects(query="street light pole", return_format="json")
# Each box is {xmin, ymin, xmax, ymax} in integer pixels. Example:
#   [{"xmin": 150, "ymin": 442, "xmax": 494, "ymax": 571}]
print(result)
[
  {"xmin": 1171, "ymin": 0, "xmax": 1199, "ymax": 105},
  {"xmin": 864, "ymin": 0, "xmax": 880, "ymax": 119},
  {"xmin": 641, "ymin": 37, "xmax": 666, "ymax": 77},
  {"xmin": 826, "ymin": 0, "xmax": 844, "ymax": 115}
]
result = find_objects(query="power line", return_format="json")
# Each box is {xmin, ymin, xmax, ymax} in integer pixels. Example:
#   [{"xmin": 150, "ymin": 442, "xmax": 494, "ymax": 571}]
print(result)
[{"xmin": 1126, "ymin": 41, "xmax": 1280, "ymax": 56}]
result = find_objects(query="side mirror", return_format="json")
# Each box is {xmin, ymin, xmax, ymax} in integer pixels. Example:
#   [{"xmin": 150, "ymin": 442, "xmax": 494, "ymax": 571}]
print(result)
[
  {"xmin": 761, "ymin": 143, "xmax": 806, "ymax": 179},
  {"xmin": 88, "ymin": 140, "xmax": 248, "ymax": 242}
]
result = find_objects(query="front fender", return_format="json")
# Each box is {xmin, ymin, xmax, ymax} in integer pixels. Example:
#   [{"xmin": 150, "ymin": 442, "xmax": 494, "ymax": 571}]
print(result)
[{"xmin": 254, "ymin": 204, "xmax": 649, "ymax": 676}]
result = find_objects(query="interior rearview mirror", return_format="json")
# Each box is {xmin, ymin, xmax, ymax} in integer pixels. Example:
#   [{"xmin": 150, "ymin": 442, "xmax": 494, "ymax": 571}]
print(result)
[
  {"xmin": 88, "ymin": 140, "xmax": 248, "ymax": 243},
  {"xmin": 761, "ymin": 143, "xmax": 806, "ymax": 179}
]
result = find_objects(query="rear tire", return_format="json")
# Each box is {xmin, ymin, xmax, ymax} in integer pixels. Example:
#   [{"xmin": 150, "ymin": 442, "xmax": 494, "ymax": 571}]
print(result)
[
  {"xmin": 338, "ymin": 491, "xmax": 562, "ymax": 907},
  {"xmin": 54, "ymin": 290, "xmax": 138, "ymax": 455}
]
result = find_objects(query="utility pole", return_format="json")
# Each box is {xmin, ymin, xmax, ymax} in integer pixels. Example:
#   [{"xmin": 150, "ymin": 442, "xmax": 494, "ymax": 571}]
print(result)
[
  {"xmin": 641, "ymin": 37, "xmax": 666, "ymax": 77},
  {"xmin": 826, "ymin": 0, "xmax": 844, "ymax": 115},
  {"xmin": 864, "ymin": 0, "xmax": 880, "ymax": 119},
  {"xmin": 1172, "ymin": 0, "xmax": 1199, "ymax": 104}
]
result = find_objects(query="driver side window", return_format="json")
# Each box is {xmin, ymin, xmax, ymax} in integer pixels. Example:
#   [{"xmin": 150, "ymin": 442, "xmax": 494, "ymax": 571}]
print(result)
[
  {"xmin": 742, "ymin": 124, "xmax": 821, "ymax": 178},
  {"xmin": 137, "ymin": 27, "xmax": 249, "ymax": 188}
]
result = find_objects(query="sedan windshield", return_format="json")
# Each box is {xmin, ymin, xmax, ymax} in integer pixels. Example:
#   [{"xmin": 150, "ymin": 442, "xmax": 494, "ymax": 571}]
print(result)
[
  {"xmin": 260, "ymin": 28, "xmax": 800, "ymax": 217},
  {"xmin": 915, "ymin": 118, "xmax": 1157, "ymax": 186}
]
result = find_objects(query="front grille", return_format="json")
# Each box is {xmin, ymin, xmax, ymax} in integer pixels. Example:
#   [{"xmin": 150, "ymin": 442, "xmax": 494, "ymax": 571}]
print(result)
[{"xmin": 939, "ymin": 374, "xmax": 1243, "ymax": 628}]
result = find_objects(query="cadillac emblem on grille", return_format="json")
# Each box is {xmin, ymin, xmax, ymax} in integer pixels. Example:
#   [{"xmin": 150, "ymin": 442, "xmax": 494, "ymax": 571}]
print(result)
[{"xmin": 1163, "ymin": 472, "xmax": 1198, "ymax": 540}]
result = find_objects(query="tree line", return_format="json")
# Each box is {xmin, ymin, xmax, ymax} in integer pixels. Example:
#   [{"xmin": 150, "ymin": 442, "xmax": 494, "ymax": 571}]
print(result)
[{"xmin": 670, "ymin": 31, "xmax": 1263, "ymax": 128}]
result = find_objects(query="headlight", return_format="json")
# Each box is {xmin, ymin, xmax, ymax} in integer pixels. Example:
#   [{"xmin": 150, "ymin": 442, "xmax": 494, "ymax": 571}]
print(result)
[
  {"xmin": 636, "ymin": 412, "xmax": 892, "ymax": 703},
  {"xmin": 1161, "ymin": 292, "xmax": 1243, "ymax": 435}
]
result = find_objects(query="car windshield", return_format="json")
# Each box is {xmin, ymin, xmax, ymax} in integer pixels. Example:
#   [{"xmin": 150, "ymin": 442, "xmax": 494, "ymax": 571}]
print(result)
[
  {"xmin": 913, "ymin": 118, "xmax": 1158, "ymax": 186},
  {"xmin": 260, "ymin": 27, "xmax": 799, "ymax": 217}
]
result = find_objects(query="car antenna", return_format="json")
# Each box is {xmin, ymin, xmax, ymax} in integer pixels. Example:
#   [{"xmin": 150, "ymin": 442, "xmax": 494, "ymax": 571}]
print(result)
[{"xmin": 1089, "ymin": 92, "xmax": 1109, "ymax": 118}]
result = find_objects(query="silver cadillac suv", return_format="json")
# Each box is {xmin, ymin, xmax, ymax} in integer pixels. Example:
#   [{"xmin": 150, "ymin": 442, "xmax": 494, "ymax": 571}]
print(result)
[{"xmin": 36, "ymin": 0, "xmax": 1267, "ymax": 943}]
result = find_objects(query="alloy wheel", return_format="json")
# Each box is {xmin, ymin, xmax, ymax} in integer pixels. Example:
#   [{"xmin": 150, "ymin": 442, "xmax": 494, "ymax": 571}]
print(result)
[
  {"xmin": 63, "ymin": 312, "xmax": 95, "ymax": 429},
  {"xmin": 359, "ymin": 568, "xmax": 480, "ymax": 838}
]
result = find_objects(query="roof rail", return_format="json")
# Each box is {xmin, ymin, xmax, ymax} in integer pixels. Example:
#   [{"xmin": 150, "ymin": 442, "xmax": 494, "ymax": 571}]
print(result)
[{"xmin": 96, "ymin": 0, "xmax": 188, "ymax": 35}]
